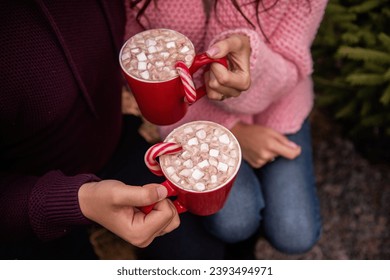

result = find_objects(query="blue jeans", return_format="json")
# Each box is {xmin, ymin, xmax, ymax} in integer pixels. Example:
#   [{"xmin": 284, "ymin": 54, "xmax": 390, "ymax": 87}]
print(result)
[{"xmin": 203, "ymin": 119, "xmax": 322, "ymax": 254}]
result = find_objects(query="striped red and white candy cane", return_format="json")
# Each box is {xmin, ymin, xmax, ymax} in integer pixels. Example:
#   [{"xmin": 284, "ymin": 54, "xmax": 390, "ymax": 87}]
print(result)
[
  {"xmin": 175, "ymin": 61, "xmax": 196, "ymax": 104},
  {"xmin": 144, "ymin": 142, "xmax": 183, "ymax": 176}
]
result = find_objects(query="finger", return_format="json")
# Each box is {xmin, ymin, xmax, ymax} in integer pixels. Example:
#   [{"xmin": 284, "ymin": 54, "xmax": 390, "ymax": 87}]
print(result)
[
  {"xmin": 156, "ymin": 202, "xmax": 180, "ymax": 235},
  {"xmin": 209, "ymin": 63, "xmax": 250, "ymax": 92},
  {"xmin": 113, "ymin": 183, "xmax": 168, "ymax": 207},
  {"xmin": 270, "ymin": 138, "xmax": 301, "ymax": 160},
  {"xmin": 204, "ymin": 71, "xmax": 241, "ymax": 100},
  {"xmin": 248, "ymin": 157, "xmax": 268, "ymax": 169},
  {"xmin": 206, "ymin": 35, "xmax": 247, "ymax": 58},
  {"xmin": 132, "ymin": 200, "xmax": 178, "ymax": 247}
]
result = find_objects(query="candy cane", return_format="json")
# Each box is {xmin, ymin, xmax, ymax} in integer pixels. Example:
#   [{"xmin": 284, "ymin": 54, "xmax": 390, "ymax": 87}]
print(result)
[
  {"xmin": 175, "ymin": 61, "xmax": 196, "ymax": 104},
  {"xmin": 144, "ymin": 142, "xmax": 183, "ymax": 176}
]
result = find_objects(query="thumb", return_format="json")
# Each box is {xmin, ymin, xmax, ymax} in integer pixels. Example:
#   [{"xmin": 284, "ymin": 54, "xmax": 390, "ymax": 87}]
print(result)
[{"xmin": 116, "ymin": 183, "xmax": 168, "ymax": 207}]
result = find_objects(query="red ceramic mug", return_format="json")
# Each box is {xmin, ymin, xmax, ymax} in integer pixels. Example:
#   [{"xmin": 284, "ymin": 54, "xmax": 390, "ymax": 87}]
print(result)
[
  {"xmin": 142, "ymin": 121, "xmax": 242, "ymax": 216},
  {"xmin": 119, "ymin": 29, "xmax": 228, "ymax": 125}
]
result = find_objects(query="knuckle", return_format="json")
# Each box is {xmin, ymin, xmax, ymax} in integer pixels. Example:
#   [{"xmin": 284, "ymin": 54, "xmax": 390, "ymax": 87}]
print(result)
[
  {"xmin": 110, "ymin": 190, "xmax": 122, "ymax": 205},
  {"xmin": 216, "ymin": 74, "xmax": 229, "ymax": 85},
  {"xmin": 141, "ymin": 188, "xmax": 158, "ymax": 204},
  {"xmin": 132, "ymin": 237, "xmax": 149, "ymax": 248},
  {"xmin": 242, "ymin": 76, "xmax": 251, "ymax": 90},
  {"xmin": 208, "ymin": 79, "xmax": 219, "ymax": 90},
  {"xmin": 173, "ymin": 217, "xmax": 181, "ymax": 229}
]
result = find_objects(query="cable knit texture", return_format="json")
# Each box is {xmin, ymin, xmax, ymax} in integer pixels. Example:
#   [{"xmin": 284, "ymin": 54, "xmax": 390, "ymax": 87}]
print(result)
[{"xmin": 124, "ymin": 0, "xmax": 328, "ymax": 137}]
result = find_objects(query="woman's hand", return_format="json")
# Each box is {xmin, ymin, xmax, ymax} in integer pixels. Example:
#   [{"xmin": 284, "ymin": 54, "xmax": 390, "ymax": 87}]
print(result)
[
  {"xmin": 78, "ymin": 180, "xmax": 180, "ymax": 248},
  {"xmin": 231, "ymin": 122, "xmax": 302, "ymax": 168},
  {"xmin": 205, "ymin": 34, "xmax": 251, "ymax": 100}
]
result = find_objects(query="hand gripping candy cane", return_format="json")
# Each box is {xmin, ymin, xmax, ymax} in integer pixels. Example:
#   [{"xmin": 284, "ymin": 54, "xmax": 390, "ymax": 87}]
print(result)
[
  {"xmin": 175, "ymin": 61, "xmax": 197, "ymax": 104},
  {"xmin": 144, "ymin": 142, "xmax": 183, "ymax": 176}
]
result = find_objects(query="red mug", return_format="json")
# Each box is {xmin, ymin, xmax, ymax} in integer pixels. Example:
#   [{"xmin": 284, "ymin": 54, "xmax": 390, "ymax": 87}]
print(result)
[
  {"xmin": 119, "ymin": 29, "xmax": 228, "ymax": 125},
  {"xmin": 142, "ymin": 121, "xmax": 242, "ymax": 216}
]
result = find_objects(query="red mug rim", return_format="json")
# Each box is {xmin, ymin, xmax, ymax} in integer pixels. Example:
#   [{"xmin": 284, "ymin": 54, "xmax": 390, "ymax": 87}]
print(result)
[
  {"xmin": 119, "ymin": 28, "xmax": 196, "ymax": 83},
  {"xmin": 159, "ymin": 121, "xmax": 242, "ymax": 193}
]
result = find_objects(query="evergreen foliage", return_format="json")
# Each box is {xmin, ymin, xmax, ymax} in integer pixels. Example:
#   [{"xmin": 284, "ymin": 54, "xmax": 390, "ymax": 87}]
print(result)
[{"xmin": 312, "ymin": 0, "xmax": 390, "ymax": 162}]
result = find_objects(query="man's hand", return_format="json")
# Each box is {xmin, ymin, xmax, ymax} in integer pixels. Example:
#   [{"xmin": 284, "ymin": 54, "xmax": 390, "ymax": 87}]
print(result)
[{"xmin": 79, "ymin": 180, "xmax": 180, "ymax": 247}]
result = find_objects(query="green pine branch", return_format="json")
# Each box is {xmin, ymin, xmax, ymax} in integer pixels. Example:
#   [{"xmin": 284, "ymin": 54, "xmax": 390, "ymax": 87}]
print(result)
[{"xmin": 336, "ymin": 46, "xmax": 390, "ymax": 64}]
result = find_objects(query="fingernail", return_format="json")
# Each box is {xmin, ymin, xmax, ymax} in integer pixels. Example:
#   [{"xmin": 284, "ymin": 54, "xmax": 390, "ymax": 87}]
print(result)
[
  {"xmin": 157, "ymin": 186, "xmax": 168, "ymax": 200},
  {"xmin": 288, "ymin": 141, "xmax": 300, "ymax": 149},
  {"xmin": 206, "ymin": 46, "xmax": 220, "ymax": 57}
]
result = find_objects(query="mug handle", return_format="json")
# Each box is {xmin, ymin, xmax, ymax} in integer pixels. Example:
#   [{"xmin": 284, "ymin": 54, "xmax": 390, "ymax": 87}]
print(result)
[
  {"xmin": 141, "ymin": 142, "xmax": 187, "ymax": 214},
  {"xmin": 139, "ymin": 180, "xmax": 188, "ymax": 214},
  {"xmin": 175, "ymin": 54, "xmax": 228, "ymax": 104}
]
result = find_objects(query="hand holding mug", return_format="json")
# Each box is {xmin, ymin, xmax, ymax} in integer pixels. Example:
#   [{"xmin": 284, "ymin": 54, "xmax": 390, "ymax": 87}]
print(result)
[
  {"xmin": 205, "ymin": 34, "xmax": 252, "ymax": 100},
  {"xmin": 78, "ymin": 180, "xmax": 180, "ymax": 247}
]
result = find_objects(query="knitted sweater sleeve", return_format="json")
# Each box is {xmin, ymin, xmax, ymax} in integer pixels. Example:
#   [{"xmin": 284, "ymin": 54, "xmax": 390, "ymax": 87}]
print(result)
[
  {"xmin": 0, "ymin": 171, "xmax": 100, "ymax": 241},
  {"xmin": 204, "ymin": 0, "xmax": 328, "ymax": 115}
]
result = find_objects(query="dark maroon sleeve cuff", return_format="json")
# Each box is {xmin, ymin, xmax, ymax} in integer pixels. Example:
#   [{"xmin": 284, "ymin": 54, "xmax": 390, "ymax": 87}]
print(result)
[{"xmin": 29, "ymin": 170, "xmax": 101, "ymax": 241}]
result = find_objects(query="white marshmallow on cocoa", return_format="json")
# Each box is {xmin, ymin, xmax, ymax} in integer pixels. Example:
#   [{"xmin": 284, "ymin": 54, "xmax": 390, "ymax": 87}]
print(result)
[
  {"xmin": 138, "ymin": 61, "xmax": 147, "ymax": 70},
  {"xmin": 180, "ymin": 150, "xmax": 191, "ymax": 159},
  {"xmin": 209, "ymin": 149, "xmax": 219, "ymax": 157},
  {"xmin": 140, "ymin": 71, "xmax": 150, "ymax": 80},
  {"xmin": 166, "ymin": 41, "xmax": 176, "ymax": 48},
  {"xmin": 230, "ymin": 150, "xmax": 238, "ymax": 158},
  {"xmin": 146, "ymin": 39, "xmax": 157, "ymax": 46},
  {"xmin": 219, "ymin": 134, "xmax": 230, "ymax": 144},
  {"xmin": 188, "ymin": 137, "xmax": 199, "ymax": 146},
  {"xmin": 180, "ymin": 46, "xmax": 190, "ymax": 53},
  {"xmin": 136, "ymin": 52, "xmax": 147, "ymax": 61},
  {"xmin": 183, "ymin": 159, "xmax": 193, "ymax": 168},
  {"xmin": 198, "ymin": 160, "xmax": 210, "ymax": 168},
  {"xmin": 160, "ymin": 52, "xmax": 170, "ymax": 59},
  {"xmin": 228, "ymin": 158, "xmax": 236, "ymax": 167},
  {"xmin": 121, "ymin": 52, "xmax": 130, "ymax": 60},
  {"xmin": 171, "ymin": 173, "xmax": 181, "ymax": 183},
  {"xmin": 179, "ymin": 169, "xmax": 191, "ymax": 177},
  {"xmin": 130, "ymin": 47, "xmax": 141, "ymax": 54},
  {"xmin": 192, "ymin": 169, "xmax": 204, "ymax": 180},
  {"xmin": 194, "ymin": 182, "xmax": 206, "ymax": 191},
  {"xmin": 209, "ymin": 157, "xmax": 218, "ymax": 167},
  {"xmin": 200, "ymin": 143, "xmax": 209, "ymax": 152},
  {"xmin": 217, "ymin": 162, "xmax": 228, "ymax": 172},
  {"xmin": 196, "ymin": 129, "xmax": 206, "ymax": 139}
]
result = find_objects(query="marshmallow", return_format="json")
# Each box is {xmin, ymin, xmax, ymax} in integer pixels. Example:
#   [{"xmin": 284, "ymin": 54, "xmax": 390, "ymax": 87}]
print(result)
[
  {"xmin": 192, "ymin": 169, "xmax": 204, "ymax": 180},
  {"xmin": 188, "ymin": 137, "xmax": 199, "ymax": 146},
  {"xmin": 196, "ymin": 129, "xmax": 206, "ymax": 139},
  {"xmin": 219, "ymin": 134, "xmax": 230, "ymax": 144},
  {"xmin": 209, "ymin": 149, "xmax": 219, "ymax": 157},
  {"xmin": 217, "ymin": 162, "xmax": 228, "ymax": 172},
  {"xmin": 136, "ymin": 52, "xmax": 147, "ymax": 61},
  {"xmin": 194, "ymin": 182, "xmax": 206, "ymax": 191},
  {"xmin": 198, "ymin": 160, "xmax": 210, "ymax": 168}
]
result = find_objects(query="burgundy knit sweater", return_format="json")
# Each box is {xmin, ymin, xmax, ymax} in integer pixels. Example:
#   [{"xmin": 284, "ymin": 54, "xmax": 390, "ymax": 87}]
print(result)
[{"xmin": 0, "ymin": 0, "xmax": 126, "ymax": 241}]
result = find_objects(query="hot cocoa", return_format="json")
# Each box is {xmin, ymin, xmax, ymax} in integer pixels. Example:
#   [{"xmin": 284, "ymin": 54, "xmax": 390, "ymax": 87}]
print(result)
[
  {"xmin": 160, "ymin": 121, "xmax": 241, "ymax": 192},
  {"xmin": 120, "ymin": 29, "xmax": 195, "ymax": 81}
]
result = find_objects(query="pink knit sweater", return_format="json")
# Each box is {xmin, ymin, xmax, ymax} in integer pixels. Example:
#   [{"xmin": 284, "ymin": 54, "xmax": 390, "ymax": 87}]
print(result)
[{"xmin": 125, "ymin": 0, "xmax": 328, "ymax": 137}]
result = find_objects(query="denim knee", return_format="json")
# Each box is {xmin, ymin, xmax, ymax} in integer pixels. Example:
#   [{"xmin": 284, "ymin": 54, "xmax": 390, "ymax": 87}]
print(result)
[
  {"xmin": 265, "ymin": 216, "xmax": 322, "ymax": 254},
  {"xmin": 205, "ymin": 212, "xmax": 260, "ymax": 243}
]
